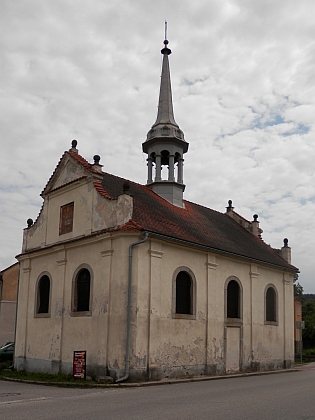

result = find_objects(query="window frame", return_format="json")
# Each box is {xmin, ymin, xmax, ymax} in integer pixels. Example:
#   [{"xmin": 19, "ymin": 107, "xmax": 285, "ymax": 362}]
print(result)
[
  {"xmin": 172, "ymin": 266, "xmax": 196, "ymax": 320},
  {"xmin": 71, "ymin": 264, "xmax": 93, "ymax": 317},
  {"xmin": 34, "ymin": 272, "xmax": 52, "ymax": 318},
  {"xmin": 225, "ymin": 277, "xmax": 243, "ymax": 323},
  {"xmin": 264, "ymin": 284, "xmax": 278, "ymax": 325},
  {"xmin": 59, "ymin": 202, "xmax": 74, "ymax": 235}
]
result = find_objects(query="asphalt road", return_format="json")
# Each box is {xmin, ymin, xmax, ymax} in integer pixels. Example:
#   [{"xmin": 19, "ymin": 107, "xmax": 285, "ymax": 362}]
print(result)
[{"xmin": 1, "ymin": 367, "xmax": 315, "ymax": 420}]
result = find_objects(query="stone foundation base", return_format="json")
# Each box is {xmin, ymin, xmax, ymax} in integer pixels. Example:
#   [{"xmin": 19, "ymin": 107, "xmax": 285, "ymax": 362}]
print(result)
[{"xmin": 14, "ymin": 357, "xmax": 294, "ymax": 382}]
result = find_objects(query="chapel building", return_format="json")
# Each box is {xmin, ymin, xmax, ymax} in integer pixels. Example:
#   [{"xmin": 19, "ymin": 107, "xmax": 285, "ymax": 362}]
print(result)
[{"xmin": 14, "ymin": 39, "xmax": 298, "ymax": 381}]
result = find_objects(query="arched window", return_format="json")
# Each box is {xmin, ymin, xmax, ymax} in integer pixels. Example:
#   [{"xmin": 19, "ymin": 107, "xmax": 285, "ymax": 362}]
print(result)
[
  {"xmin": 265, "ymin": 286, "xmax": 277, "ymax": 323},
  {"xmin": 172, "ymin": 267, "xmax": 196, "ymax": 319},
  {"xmin": 176, "ymin": 271, "xmax": 192, "ymax": 314},
  {"xmin": 73, "ymin": 268, "xmax": 91, "ymax": 313},
  {"xmin": 36, "ymin": 274, "xmax": 51, "ymax": 315},
  {"xmin": 226, "ymin": 279, "xmax": 241, "ymax": 318}
]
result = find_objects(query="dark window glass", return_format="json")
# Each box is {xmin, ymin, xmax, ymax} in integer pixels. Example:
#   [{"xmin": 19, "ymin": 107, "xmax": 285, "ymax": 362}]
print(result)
[
  {"xmin": 227, "ymin": 280, "xmax": 240, "ymax": 318},
  {"xmin": 38, "ymin": 275, "xmax": 50, "ymax": 314},
  {"xmin": 266, "ymin": 287, "xmax": 276, "ymax": 322},
  {"xmin": 176, "ymin": 271, "xmax": 192, "ymax": 314},
  {"xmin": 76, "ymin": 269, "xmax": 90, "ymax": 312}
]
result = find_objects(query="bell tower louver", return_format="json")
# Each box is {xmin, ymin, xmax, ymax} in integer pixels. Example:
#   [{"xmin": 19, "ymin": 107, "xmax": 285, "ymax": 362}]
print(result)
[{"xmin": 142, "ymin": 38, "xmax": 189, "ymax": 207}]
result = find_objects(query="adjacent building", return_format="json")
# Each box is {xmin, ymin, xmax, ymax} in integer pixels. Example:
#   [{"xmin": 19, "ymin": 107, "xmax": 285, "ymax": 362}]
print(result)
[{"xmin": 0, "ymin": 262, "xmax": 18, "ymax": 345}]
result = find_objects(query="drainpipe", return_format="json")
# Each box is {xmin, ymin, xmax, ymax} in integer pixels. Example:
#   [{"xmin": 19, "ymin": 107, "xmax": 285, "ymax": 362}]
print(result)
[{"xmin": 116, "ymin": 231, "xmax": 149, "ymax": 383}]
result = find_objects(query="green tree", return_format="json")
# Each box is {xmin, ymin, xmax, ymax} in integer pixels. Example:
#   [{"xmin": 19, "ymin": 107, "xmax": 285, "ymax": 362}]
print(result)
[
  {"xmin": 293, "ymin": 273, "xmax": 303, "ymax": 296},
  {"xmin": 302, "ymin": 300, "xmax": 315, "ymax": 341}
]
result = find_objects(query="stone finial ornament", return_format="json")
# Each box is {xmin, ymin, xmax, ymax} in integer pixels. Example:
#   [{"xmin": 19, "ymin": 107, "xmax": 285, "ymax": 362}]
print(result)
[
  {"xmin": 226, "ymin": 200, "xmax": 234, "ymax": 212},
  {"xmin": 281, "ymin": 238, "xmax": 291, "ymax": 263},
  {"xmin": 70, "ymin": 139, "xmax": 78, "ymax": 154},
  {"xmin": 93, "ymin": 155, "xmax": 100, "ymax": 164},
  {"xmin": 27, "ymin": 218, "xmax": 33, "ymax": 228},
  {"xmin": 253, "ymin": 214, "xmax": 258, "ymax": 222},
  {"xmin": 91, "ymin": 154, "xmax": 103, "ymax": 172}
]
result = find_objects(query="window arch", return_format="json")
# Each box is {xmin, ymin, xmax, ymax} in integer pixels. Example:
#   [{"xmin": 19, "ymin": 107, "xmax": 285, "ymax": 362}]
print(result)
[
  {"xmin": 35, "ymin": 273, "xmax": 51, "ymax": 316},
  {"xmin": 72, "ymin": 265, "xmax": 93, "ymax": 315},
  {"xmin": 226, "ymin": 278, "xmax": 242, "ymax": 319},
  {"xmin": 265, "ymin": 285, "xmax": 278, "ymax": 324},
  {"xmin": 172, "ymin": 267, "xmax": 196, "ymax": 319}
]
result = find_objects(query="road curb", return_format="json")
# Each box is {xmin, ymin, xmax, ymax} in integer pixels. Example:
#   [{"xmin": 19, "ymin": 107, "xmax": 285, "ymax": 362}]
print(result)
[{"xmin": 0, "ymin": 367, "xmax": 301, "ymax": 388}]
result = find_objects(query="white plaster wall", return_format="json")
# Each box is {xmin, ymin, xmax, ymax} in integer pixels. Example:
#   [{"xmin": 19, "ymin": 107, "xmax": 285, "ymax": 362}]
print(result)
[
  {"xmin": 23, "ymin": 166, "xmax": 132, "ymax": 253},
  {"xmin": 15, "ymin": 232, "xmax": 294, "ymax": 379},
  {"xmin": 131, "ymin": 240, "xmax": 294, "ymax": 377}
]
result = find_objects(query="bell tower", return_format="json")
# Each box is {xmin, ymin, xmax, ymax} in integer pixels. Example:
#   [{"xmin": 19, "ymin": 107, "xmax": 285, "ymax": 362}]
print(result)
[{"xmin": 142, "ymin": 37, "xmax": 189, "ymax": 207}]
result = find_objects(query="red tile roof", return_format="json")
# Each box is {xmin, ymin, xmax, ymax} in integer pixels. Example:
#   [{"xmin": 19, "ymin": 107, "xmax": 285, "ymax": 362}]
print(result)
[
  {"xmin": 99, "ymin": 171, "xmax": 297, "ymax": 272},
  {"xmin": 42, "ymin": 150, "xmax": 297, "ymax": 272},
  {"xmin": 93, "ymin": 182, "xmax": 113, "ymax": 200}
]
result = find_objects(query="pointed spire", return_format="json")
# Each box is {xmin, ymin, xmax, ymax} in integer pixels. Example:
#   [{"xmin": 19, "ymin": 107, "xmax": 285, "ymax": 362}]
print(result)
[
  {"xmin": 143, "ymin": 37, "xmax": 187, "ymax": 152},
  {"xmin": 142, "ymin": 33, "xmax": 189, "ymax": 208},
  {"xmin": 152, "ymin": 39, "xmax": 178, "ymax": 128}
]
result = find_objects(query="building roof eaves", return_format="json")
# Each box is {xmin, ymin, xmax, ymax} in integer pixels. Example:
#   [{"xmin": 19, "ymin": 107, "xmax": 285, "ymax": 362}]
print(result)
[{"xmin": 146, "ymin": 231, "xmax": 298, "ymax": 273}]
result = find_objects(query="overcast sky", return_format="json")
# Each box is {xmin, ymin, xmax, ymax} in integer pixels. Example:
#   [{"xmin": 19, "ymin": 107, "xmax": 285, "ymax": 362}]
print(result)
[{"xmin": 1, "ymin": 0, "xmax": 314, "ymax": 291}]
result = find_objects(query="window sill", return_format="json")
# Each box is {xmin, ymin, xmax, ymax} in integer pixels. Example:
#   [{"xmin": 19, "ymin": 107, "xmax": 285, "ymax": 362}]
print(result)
[
  {"xmin": 71, "ymin": 311, "xmax": 92, "ymax": 317},
  {"xmin": 225, "ymin": 318, "xmax": 243, "ymax": 326},
  {"xmin": 34, "ymin": 313, "xmax": 50, "ymax": 318},
  {"xmin": 172, "ymin": 313, "xmax": 196, "ymax": 320},
  {"xmin": 264, "ymin": 320, "xmax": 278, "ymax": 326}
]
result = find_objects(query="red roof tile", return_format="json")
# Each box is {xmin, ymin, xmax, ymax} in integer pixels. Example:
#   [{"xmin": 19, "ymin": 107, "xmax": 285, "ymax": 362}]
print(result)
[
  {"xmin": 93, "ymin": 182, "xmax": 113, "ymax": 200},
  {"xmin": 68, "ymin": 151, "xmax": 105, "ymax": 175},
  {"xmin": 38, "ymin": 149, "xmax": 297, "ymax": 272},
  {"xmin": 119, "ymin": 219, "xmax": 143, "ymax": 231},
  {"xmin": 101, "ymin": 172, "xmax": 297, "ymax": 272}
]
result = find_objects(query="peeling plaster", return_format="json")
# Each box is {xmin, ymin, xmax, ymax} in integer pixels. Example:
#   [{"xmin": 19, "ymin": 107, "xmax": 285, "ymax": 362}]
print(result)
[
  {"xmin": 54, "ymin": 161, "xmax": 86, "ymax": 189},
  {"xmin": 152, "ymin": 342, "xmax": 205, "ymax": 368},
  {"xmin": 133, "ymin": 353, "xmax": 147, "ymax": 368},
  {"xmin": 93, "ymin": 194, "xmax": 133, "ymax": 232}
]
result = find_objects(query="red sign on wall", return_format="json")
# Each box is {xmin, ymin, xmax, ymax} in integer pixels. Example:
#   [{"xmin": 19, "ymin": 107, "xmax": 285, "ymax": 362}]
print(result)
[{"xmin": 73, "ymin": 350, "xmax": 86, "ymax": 379}]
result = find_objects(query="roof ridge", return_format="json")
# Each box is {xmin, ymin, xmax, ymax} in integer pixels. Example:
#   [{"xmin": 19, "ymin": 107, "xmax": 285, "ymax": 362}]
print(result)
[
  {"xmin": 67, "ymin": 151, "xmax": 105, "ymax": 175},
  {"xmin": 183, "ymin": 198, "xmax": 224, "ymax": 216},
  {"xmin": 230, "ymin": 209, "xmax": 251, "ymax": 223},
  {"xmin": 40, "ymin": 151, "xmax": 67, "ymax": 196}
]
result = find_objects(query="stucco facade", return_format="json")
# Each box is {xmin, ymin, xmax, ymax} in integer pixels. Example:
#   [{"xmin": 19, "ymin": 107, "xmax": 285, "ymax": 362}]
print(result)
[
  {"xmin": 15, "ymin": 159, "xmax": 295, "ymax": 380},
  {"xmin": 15, "ymin": 38, "xmax": 297, "ymax": 381}
]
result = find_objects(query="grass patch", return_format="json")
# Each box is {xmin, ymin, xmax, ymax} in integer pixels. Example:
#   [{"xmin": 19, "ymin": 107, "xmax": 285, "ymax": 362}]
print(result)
[
  {"xmin": 0, "ymin": 361, "xmax": 12, "ymax": 371},
  {"xmin": 0, "ymin": 368, "xmax": 96, "ymax": 384}
]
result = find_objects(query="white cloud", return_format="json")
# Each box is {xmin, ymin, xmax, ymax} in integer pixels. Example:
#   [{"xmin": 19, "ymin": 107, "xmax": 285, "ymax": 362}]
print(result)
[{"xmin": 0, "ymin": 0, "xmax": 315, "ymax": 291}]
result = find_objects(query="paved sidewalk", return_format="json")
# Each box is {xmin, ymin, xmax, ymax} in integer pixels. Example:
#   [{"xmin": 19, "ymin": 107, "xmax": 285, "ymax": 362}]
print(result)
[{"xmin": 293, "ymin": 361, "xmax": 315, "ymax": 370}]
